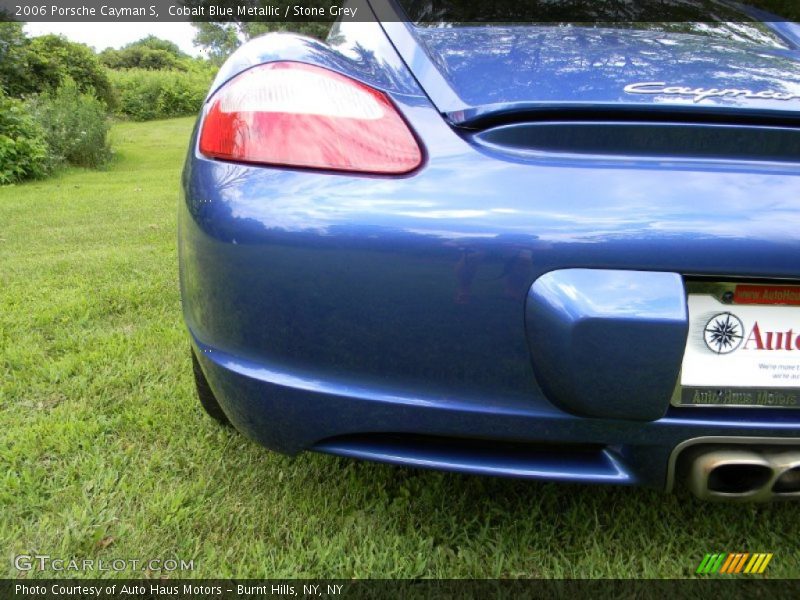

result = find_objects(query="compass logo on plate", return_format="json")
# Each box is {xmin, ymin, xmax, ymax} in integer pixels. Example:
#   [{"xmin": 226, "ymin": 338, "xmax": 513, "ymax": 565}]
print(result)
[{"xmin": 703, "ymin": 312, "xmax": 745, "ymax": 354}]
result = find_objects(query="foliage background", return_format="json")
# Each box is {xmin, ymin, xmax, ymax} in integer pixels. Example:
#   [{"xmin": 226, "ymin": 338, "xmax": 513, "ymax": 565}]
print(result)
[
  {"xmin": 0, "ymin": 20, "xmax": 331, "ymax": 184},
  {"xmin": 0, "ymin": 91, "xmax": 48, "ymax": 184}
]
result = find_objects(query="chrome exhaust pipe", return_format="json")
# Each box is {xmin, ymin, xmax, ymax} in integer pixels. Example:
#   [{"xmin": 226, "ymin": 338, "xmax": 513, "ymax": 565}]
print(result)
[
  {"xmin": 766, "ymin": 450, "xmax": 800, "ymax": 498},
  {"xmin": 688, "ymin": 449, "xmax": 773, "ymax": 501},
  {"xmin": 687, "ymin": 447, "xmax": 800, "ymax": 501}
]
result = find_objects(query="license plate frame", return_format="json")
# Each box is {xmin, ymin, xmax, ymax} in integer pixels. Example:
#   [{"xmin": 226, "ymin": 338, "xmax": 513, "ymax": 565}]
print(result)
[{"xmin": 673, "ymin": 281, "xmax": 800, "ymax": 409}]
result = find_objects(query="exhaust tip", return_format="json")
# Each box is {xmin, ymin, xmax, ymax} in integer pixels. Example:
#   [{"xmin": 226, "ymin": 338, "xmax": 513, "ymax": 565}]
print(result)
[
  {"xmin": 677, "ymin": 442, "xmax": 800, "ymax": 501},
  {"xmin": 773, "ymin": 467, "xmax": 800, "ymax": 495},
  {"xmin": 688, "ymin": 450, "xmax": 773, "ymax": 501},
  {"xmin": 708, "ymin": 464, "xmax": 773, "ymax": 495}
]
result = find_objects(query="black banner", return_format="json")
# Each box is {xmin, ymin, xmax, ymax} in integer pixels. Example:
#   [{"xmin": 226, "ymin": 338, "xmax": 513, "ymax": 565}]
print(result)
[
  {"xmin": 1, "ymin": 0, "xmax": 799, "ymax": 23},
  {"xmin": 4, "ymin": 579, "xmax": 800, "ymax": 600}
]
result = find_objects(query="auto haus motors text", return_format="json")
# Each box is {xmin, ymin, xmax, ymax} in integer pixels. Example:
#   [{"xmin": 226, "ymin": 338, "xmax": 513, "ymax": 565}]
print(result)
[
  {"xmin": 14, "ymin": 582, "xmax": 222, "ymax": 598},
  {"xmin": 15, "ymin": 584, "xmax": 223, "ymax": 597},
  {"xmin": 741, "ymin": 321, "xmax": 800, "ymax": 351}
]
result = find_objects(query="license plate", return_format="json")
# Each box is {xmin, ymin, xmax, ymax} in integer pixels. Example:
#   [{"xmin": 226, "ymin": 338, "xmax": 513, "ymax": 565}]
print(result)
[{"xmin": 674, "ymin": 282, "xmax": 800, "ymax": 409}]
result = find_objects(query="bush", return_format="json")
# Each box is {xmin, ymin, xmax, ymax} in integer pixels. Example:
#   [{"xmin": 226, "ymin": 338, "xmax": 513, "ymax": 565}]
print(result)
[
  {"xmin": 29, "ymin": 79, "xmax": 111, "ymax": 169},
  {"xmin": 109, "ymin": 68, "xmax": 211, "ymax": 121},
  {"xmin": 0, "ymin": 91, "xmax": 49, "ymax": 184},
  {"xmin": 100, "ymin": 36, "xmax": 189, "ymax": 71},
  {"xmin": 1, "ymin": 32, "xmax": 116, "ymax": 108},
  {"xmin": 101, "ymin": 46, "xmax": 186, "ymax": 71}
]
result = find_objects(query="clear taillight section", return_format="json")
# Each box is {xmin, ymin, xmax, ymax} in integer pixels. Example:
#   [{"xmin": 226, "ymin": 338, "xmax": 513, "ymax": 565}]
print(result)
[{"xmin": 199, "ymin": 62, "xmax": 423, "ymax": 174}]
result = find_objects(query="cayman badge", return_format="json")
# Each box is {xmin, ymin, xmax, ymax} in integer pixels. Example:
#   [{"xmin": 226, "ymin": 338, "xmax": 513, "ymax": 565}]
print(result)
[{"xmin": 624, "ymin": 81, "xmax": 800, "ymax": 103}]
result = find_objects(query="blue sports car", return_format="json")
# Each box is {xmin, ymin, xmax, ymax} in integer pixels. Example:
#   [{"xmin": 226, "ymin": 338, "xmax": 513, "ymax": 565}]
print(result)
[{"xmin": 180, "ymin": 0, "xmax": 800, "ymax": 501}]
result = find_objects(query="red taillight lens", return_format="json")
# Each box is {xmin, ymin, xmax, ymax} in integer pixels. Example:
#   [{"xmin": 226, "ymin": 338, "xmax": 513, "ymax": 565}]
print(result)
[{"xmin": 199, "ymin": 62, "xmax": 423, "ymax": 175}]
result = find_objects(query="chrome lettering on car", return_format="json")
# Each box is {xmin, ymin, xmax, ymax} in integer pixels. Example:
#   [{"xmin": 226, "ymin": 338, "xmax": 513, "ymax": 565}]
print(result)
[{"xmin": 624, "ymin": 81, "xmax": 800, "ymax": 103}]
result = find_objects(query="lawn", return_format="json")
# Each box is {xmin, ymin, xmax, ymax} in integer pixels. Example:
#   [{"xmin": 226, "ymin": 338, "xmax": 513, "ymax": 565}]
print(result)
[{"xmin": 1, "ymin": 117, "xmax": 798, "ymax": 579}]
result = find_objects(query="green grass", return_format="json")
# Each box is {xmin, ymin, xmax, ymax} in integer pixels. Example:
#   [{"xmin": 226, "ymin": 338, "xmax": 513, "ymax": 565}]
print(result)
[{"xmin": 1, "ymin": 118, "xmax": 798, "ymax": 579}]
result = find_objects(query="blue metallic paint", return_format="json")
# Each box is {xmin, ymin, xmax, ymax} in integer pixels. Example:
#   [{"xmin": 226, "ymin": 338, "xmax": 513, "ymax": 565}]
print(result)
[
  {"xmin": 526, "ymin": 270, "xmax": 687, "ymax": 421},
  {"xmin": 180, "ymin": 13, "xmax": 800, "ymax": 491},
  {"xmin": 380, "ymin": 15, "xmax": 800, "ymax": 126},
  {"xmin": 313, "ymin": 434, "xmax": 633, "ymax": 483}
]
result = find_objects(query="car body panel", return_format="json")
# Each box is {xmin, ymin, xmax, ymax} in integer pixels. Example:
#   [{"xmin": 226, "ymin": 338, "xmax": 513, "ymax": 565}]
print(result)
[
  {"xmin": 180, "ymin": 9, "xmax": 800, "ymax": 492},
  {"xmin": 208, "ymin": 18, "xmax": 422, "ymax": 99},
  {"xmin": 380, "ymin": 16, "xmax": 800, "ymax": 124},
  {"xmin": 526, "ymin": 269, "xmax": 688, "ymax": 421}
]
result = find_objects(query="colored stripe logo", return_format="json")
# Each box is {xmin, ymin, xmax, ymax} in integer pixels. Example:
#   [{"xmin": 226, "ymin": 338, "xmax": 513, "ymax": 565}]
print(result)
[{"xmin": 696, "ymin": 553, "xmax": 773, "ymax": 574}]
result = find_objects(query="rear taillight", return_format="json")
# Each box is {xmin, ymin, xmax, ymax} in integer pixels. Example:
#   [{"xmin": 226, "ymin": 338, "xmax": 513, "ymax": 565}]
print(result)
[{"xmin": 199, "ymin": 62, "xmax": 423, "ymax": 175}]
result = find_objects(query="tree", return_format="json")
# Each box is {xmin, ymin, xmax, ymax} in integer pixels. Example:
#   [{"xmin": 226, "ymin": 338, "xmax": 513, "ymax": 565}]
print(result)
[
  {"xmin": 0, "ymin": 22, "xmax": 35, "ymax": 97},
  {"xmin": 27, "ymin": 35, "xmax": 115, "ymax": 107},
  {"xmin": 0, "ymin": 28, "xmax": 115, "ymax": 107},
  {"xmin": 130, "ymin": 35, "xmax": 186, "ymax": 56},
  {"xmin": 191, "ymin": 23, "xmax": 242, "ymax": 64},
  {"xmin": 192, "ymin": 21, "xmax": 330, "ymax": 64},
  {"xmin": 100, "ymin": 36, "xmax": 190, "ymax": 71}
]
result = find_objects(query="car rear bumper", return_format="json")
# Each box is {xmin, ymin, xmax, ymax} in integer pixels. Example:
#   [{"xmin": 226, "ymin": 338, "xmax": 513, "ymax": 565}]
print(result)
[{"xmin": 192, "ymin": 336, "xmax": 800, "ymax": 490}]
